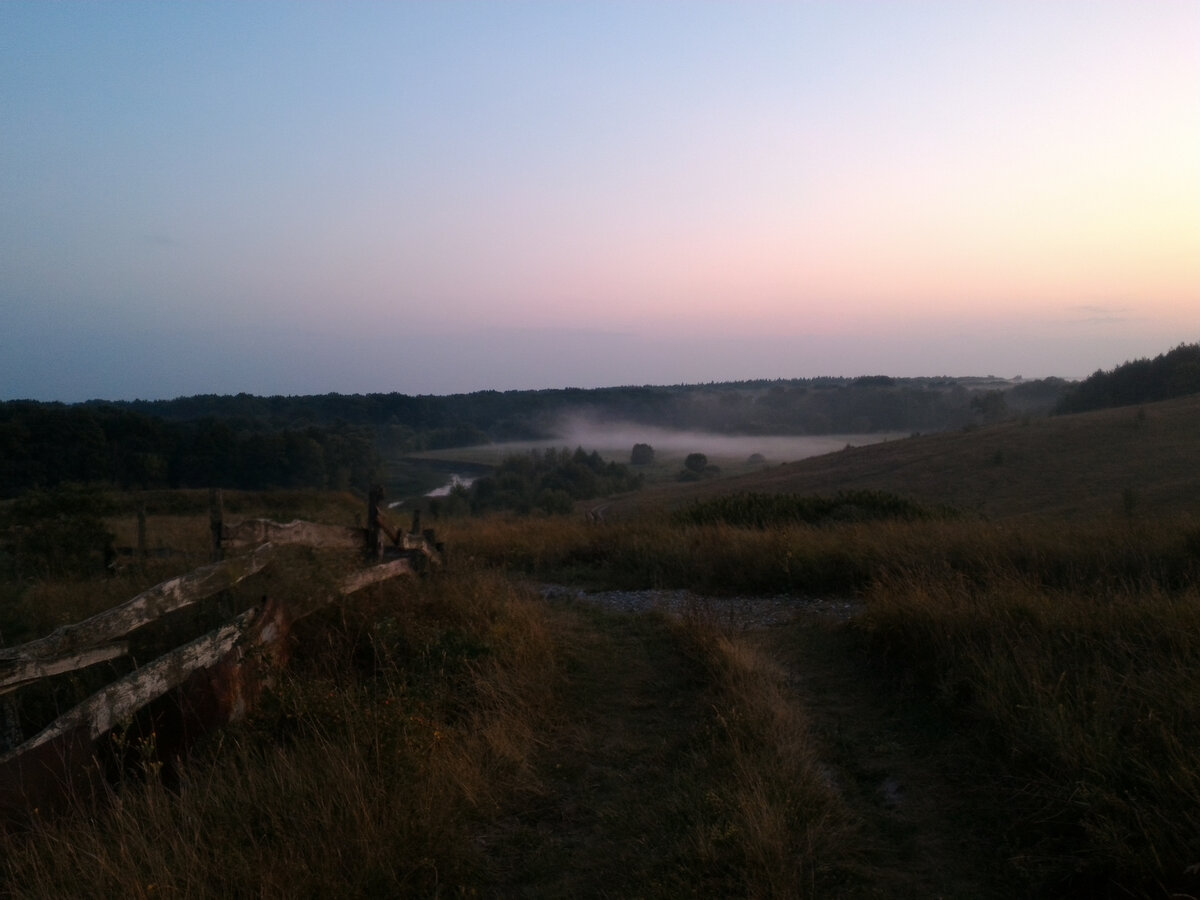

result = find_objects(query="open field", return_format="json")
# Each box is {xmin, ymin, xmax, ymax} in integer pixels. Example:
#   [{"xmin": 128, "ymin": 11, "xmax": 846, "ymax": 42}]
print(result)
[
  {"xmin": 404, "ymin": 430, "xmax": 906, "ymax": 487},
  {"xmin": 3, "ymin": 396, "xmax": 1199, "ymax": 897}
]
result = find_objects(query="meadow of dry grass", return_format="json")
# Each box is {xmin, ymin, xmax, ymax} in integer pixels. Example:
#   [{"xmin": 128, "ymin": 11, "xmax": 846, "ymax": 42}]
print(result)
[
  {"xmin": 3, "ymin": 398, "xmax": 1199, "ymax": 897},
  {"xmin": 606, "ymin": 393, "xmax": 1200, "ymax": 522},
  {"xmin": 859, "ymin": 572, "xmax": 1200, "ymax": 891},
  {"xmin": 1, "ymin": 562, "xmax": 863, "ymax": 898}
]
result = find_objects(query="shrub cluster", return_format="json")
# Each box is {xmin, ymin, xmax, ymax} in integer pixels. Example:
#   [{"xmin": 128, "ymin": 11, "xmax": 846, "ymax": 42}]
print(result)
[
  {"xmin": 468, "ymin": 447, "xmax": 642, "ymax": 515},
  {"xmin": 0, "ymin": 484, "xmax": 116, "ymax": 581},
  {"xmin": 673, "ymin": 490, "xmax": 946, "ymax": 529}
]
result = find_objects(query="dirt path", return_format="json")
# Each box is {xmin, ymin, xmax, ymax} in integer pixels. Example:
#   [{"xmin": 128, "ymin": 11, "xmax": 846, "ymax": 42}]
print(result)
[
  {"xmin": 755, "ymin": 616, "xmax": 1022, "ymax": 899},
  {"xmin": 558, "ymin": 588, "xmax": 1026, "ymax": 897},
  {"xmin": 483, "ymin": 590, "xmax": 1024, "ymax": 897},
  {"xmin": 481, "ymin": 601, "xmax": 733, "ymax": 897}
]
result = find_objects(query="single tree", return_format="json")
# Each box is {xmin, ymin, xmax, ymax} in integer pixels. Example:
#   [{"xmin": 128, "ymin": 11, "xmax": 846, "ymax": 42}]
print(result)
[{"xmin": 630, "ymin": 443, "xmax": 655, "ymax": 465}]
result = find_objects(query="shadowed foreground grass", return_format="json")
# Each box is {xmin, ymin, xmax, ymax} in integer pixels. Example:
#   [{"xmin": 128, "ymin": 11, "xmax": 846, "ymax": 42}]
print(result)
[
  {"xmin": 443, "ymin": 510, "xmax": 1200, "ymax": 896},
  {"xmin": 859, "ymin": 572, "xmax": 1200, "ymax": 896},
  {"xmin": 4, "ymin": 490, "xmax": 1200, "ymax": 897},
  {"xmin": 3, "ymin": 567, "xmax": 557, "ymax": 897},
  {"xmin": 1, "ymin": 564, "xmax": 852, "ymax": 899}
]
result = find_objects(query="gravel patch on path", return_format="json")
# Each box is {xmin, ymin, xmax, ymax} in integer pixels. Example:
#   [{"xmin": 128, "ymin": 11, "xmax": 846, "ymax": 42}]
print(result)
[{"xmin": 534, "ymin": 584, "xmax": 861, "ymax": 630}]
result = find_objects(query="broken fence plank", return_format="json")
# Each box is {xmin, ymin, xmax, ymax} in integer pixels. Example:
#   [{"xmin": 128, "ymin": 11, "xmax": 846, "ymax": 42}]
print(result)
[
  {"xmin": 0, "ymin": 555, "xmax": 419, "ymax": 767},
  {"xmin": 339, "ymin": 558, "xmax": 415, "ymax": 594},
  {"xmin": 0, "ymin": 543, "xmax": 276, "ymax": 672},
  {"xmin": 0, "ymin": 609, "xmax": 255, "ymax": 765},
  {"xmin": 0, "ymin": 642, "xmax": 129, "ymax": 697}
]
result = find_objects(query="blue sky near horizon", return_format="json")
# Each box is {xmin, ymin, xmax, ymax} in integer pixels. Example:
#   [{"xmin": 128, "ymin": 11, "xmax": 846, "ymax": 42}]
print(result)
[{"xmin": 2, "ymin": 2, "xmax": 1197, "ymax": 401}]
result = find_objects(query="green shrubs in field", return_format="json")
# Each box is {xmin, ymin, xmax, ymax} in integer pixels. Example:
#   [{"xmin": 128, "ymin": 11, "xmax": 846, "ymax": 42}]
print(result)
[
  {"xmin": 468, "ymin": 447, "xmax": 641, "ymax": 515},
  {"xmin": 0, "ymin": 484, "xmax": 115, "ymax": 581},
  {"xmin": 673, "ymin": 490, "xmax": 946, "ymax": 529}
]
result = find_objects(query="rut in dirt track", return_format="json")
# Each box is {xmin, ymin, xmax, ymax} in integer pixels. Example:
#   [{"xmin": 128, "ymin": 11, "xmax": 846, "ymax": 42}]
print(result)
[
  {"xmin": 480, "ymin": 601, "xmax": 726, "ymax": 896},
  {"xmin": 482, "ymin": 591, "xmax": 1024, "ymax": 897},
  {"xmin": 757, "ymin": 616, "xmax": 1021, "ymax": 898}
]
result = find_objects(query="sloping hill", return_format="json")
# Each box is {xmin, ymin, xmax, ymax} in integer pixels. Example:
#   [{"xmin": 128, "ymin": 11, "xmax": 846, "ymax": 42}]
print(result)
[{"xmin": 617, "ymin": 394, "xmax": 1200, "ymax": 522}]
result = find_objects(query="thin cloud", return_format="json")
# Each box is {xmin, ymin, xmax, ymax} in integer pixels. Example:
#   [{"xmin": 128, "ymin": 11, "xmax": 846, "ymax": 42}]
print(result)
[{"xmin": 1063, "ymin": 304, "xmax": 1137, "ymax": 326}]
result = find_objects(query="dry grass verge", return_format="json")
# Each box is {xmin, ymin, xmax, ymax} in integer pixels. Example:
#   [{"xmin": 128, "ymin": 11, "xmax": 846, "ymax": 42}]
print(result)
[
  {"xmin": 672, "ymin": 610, "xmax": 854, "ymax": 897},
  {"xmin": 1, "ymin": 562, "xmax": 855, "ymax": 898},
  {"xmin": 442, "ymin": 512, "xmax": 1200, "ymax": 598},
  {"xmin": 1, "ymin": 566, "xmax": 556, "ymax": 898},
  {"xmin": 860, "ymin": 573, "xmax": 1200, "ymax": 896}
]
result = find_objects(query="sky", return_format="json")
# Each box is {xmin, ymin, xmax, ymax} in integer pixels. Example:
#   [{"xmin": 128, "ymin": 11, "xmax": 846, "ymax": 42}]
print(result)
[{"xmin": 1, "ymin": 1, "xmax": 1197, "ymax": 402}]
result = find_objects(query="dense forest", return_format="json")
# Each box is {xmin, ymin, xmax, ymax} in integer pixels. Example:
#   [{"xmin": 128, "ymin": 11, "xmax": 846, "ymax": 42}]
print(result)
[
  {"xmin": 0, "ymin": 403, "xmax": 379, "ymax": 498},
  {"xmin": 103, "ymin": 374, "xmax": 1067, "ymax": 441},
  {"xmin": 1054, "ymin": 343, "xmax": 1200, "ymax": 414},
  {"xmin": 0, "ymin": 369, "xmax": 1099, "ymax": 499},
  {"xmin": 11, "ymin": 339, "xmax": 1200, "ymax": 501}
]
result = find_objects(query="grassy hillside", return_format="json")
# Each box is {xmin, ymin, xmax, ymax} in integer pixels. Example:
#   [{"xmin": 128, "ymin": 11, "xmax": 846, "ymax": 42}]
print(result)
[
  {"xmin": 3, "ymin": 395, "xmax": 1199, "ymax": 897},
  {"xmin": 616, "ymin": 394, "xmax": 1200, "ymax": 522}
]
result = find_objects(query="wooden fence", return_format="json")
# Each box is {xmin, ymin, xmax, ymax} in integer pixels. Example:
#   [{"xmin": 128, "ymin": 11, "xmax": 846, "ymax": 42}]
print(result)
[{"xmin": 0, "ymin": 488, "xmax": 441, "ymax": 821}]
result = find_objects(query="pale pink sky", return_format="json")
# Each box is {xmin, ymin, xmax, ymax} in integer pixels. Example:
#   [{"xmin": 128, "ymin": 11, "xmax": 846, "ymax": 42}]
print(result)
[{"xmin": 1, "ymin": 2, "xmax": 1196, "ymax": 400}]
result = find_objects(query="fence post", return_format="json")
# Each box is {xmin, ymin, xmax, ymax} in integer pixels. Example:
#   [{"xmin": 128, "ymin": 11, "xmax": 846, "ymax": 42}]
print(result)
[
  {"xmin": 1, "ymin": 695, "xmax": 20, "ymax": 754},
  {"xmin": 137, "ymin": 504, "xmax": 147, "ymax": 562},
  {"xmin": 209, "ymin": 489, "xmax": 224, "ymax": 563},
  {"xmin": 367, "ymin": 486, "xmax": 383, "ymax": 561}
]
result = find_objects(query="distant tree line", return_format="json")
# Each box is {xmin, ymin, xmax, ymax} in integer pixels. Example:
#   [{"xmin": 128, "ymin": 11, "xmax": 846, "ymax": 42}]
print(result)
[
  {"xmin": 2, "ymin": 370, "xmax": 1081, "ymax": 499},
  {"xmin": 0, "ymin": 402, "xmax": 379, "ymax": 497},
  {"xmin": 86, "ymin": 375, "xmax": 1070, "ymax": 445},
  {"xmin": 1055, "ymin": 343, "xmax": 1200, "ymax": 414}
]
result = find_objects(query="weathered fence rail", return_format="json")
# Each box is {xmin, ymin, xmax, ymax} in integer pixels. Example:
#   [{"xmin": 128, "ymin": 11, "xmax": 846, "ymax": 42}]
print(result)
[
  {"xmin": 0, "ymin": 487, "xmax": 441, "ymax": 821},
  {"xmin": 0, "ymin": 543, "xmax": 276, "ymax": 696}
]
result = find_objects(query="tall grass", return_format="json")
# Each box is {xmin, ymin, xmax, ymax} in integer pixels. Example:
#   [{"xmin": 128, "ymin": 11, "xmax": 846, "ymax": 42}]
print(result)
[
  {"xmin": 859, "ymin": 573, "xmax": 1200, "ymax": 895},
  {"xmin": 444, "ymin": 511, "xmax": 1200, "ymax": 597},
  {"xmin": 6, "ymin": 495, "xmax": 1200, "ymax": 895},
  {"xmin": 1, "ymin": 566, "xmax": 557, "ymax": 897},
  {"xmin": 446, "ymin": 509, "xmax": 1200, "ymax": 894},
  {"xmin": 671, "ymin": 611, "xmax": 853, "ymax": 897}
]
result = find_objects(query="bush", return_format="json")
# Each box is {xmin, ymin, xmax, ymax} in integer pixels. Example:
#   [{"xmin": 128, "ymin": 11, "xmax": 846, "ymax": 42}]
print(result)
[
  {"xmin": 630, "ymin": 443, "xmax": 655, "ymax": 466},
  {"xmin": 673, "ymin": 490, "xmax": 946, "ymax": 529},
  {"xmin": 468, "ymin": 448, "xmax": 642, "ymax": 515}
]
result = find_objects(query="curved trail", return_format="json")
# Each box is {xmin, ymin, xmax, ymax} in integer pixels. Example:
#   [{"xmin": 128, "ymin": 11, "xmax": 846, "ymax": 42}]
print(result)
[{"xmin": 540, "ymin": 587, "xmax": 1022, "ymax": 898}]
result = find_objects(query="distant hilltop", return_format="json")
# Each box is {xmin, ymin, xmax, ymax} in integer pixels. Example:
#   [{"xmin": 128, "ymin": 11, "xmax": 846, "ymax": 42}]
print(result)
[{"xmin": 3, "ymin": 342, "xmax": 1197, "ymax": 498}]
